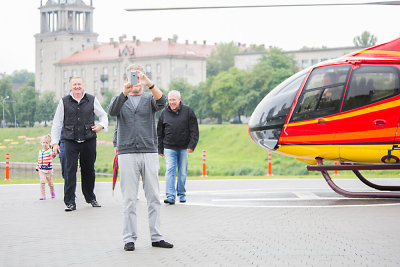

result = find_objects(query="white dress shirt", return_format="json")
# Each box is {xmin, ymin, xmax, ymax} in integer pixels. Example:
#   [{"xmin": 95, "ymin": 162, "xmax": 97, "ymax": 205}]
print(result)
[{"xmin": 51, "ymin": 92, "xmax": 108, "ymax": 145}]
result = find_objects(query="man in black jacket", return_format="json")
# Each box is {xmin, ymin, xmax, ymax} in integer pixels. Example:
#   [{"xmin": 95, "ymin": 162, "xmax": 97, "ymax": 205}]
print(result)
[{"xmin": 157, "ymin": 90, "xmax": 199, "ymax": 204}]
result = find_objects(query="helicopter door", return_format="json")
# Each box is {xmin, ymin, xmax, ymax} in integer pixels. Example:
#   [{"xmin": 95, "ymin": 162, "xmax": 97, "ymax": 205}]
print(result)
[
  {"xmin": 340, "ymin": 65, "xmax": 400, "ymax": 163},
  {"xmin": 283, "ymin": 65, "xmax": 351, "ymax": 160}
]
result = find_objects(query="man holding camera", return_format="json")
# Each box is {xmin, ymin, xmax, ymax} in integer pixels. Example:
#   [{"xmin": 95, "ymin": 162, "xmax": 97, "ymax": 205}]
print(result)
[{"xmin": 108, "ymin": 64, "xmax": 173, "ymax": 251}]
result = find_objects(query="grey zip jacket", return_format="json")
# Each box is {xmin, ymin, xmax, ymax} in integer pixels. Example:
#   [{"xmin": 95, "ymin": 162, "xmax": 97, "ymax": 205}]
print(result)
[{"xmin": 108, "ymin": 92, "xmax": 166, "ymax": 155}]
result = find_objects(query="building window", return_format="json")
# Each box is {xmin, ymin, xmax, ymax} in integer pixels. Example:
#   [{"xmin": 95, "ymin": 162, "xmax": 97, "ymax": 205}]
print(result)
[
  {"xmin": 40, "ymin": 49, "xmax": 43, "ymax": 57},
  {"xmin": 94, "ymin": 68, "xmax": 98, "ymax": 77},
  {"xmin": 292, "ymin": 65, "xmax": 351, "ymax": 122},
  {"xmin": 102, "ymin": 80, "xmax": 108, "ymax": 89},
  {"xmin": 113, "ymin": 66, "xmax": 117, "ymax": 76},
  {"xmin": 40, "ymin": 60, "xmax": 43, "ymax": 69},
  {"xmin": 103, "ymin": 67, "xmax": 108, "ymax": 75},
  {"xmin": 72, "ymin": 69, "xmax": 77, "ymax": 77},
  {"xmin": 157, "ymin": 77, "xmax": 161, "ymax": 86},
  {"xmin": 146, "ymin": 64, "xmax": 151, "ymax": 73},
  {"xmin": 343, "ymin": 65, "xmax": 400, "ymax": 112},
  {"xmin": 40, "ymin": 72, "xmax": 43, "ymax": 81},
  {"xmin": 63, "ymin": 82, "xmax": 68, "ymax": 93},
  {"xmin": 81, "ymin": 69, "xmax": 86, "ymax": 78},
  {"xmin": 94, "ymin": 81, "xmax": 98, "ymax": 94},
  {"xmin": 113, "ymin": 80, "xmax": 117, "ymax": 89},
  {"xmin": 157, "ymin": 64, "xmax": 161, "ymax": 74},
  {"xmin": 301, "ymin": 59, "xmax": 309, "ymax": 69},
  {"xmin": 63, "ymin": 70, "xmax": 68, "ymax": 79},
  {"xmin": 311, "ymin": 59, "xmax": 318, "ymax": 65}
]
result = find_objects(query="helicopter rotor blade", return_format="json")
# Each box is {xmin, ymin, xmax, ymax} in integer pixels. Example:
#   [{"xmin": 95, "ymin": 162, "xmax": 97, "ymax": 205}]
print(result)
[{"xmin": 126, "ymin": 1, "xmax": 400, "ymax": 12}]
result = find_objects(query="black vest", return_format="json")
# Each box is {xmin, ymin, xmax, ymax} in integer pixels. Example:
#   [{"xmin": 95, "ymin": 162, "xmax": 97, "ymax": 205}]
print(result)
[{"xmin": 61, "ymin": 93, "xmax": 96, "ymax": 142}]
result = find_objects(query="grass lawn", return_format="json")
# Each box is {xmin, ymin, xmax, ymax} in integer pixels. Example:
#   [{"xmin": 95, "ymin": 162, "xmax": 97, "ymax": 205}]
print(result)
[{"xmin": 0, "ymin": 125, "xmax": 400, "ymax": 181}]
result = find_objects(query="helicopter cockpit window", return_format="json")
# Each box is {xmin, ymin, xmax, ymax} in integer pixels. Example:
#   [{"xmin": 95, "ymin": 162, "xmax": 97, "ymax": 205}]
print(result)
[
  {"xmin": 342, "ymin": 66, "xmax": 400, "ymax": 111},
  {"xmin": 292, "ymin": 65, "xmax": 351, "ymax": 122},
  {"xmin": 249, "ymin": 69, "xmax": 308, "ymax": 129}
]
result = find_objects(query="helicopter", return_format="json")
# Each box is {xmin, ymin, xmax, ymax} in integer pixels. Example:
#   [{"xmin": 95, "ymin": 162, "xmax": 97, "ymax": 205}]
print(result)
[
  {"xmin": 126, "ymin": 2, "xmax": 400, "ymax": 198},
  {"xmin": 248, "ymin": 37, "xmax": 400, "ymax": 198}
]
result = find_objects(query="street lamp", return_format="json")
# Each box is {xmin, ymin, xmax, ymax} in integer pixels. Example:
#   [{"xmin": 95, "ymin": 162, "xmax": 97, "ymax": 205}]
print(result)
[{"xmin": 2, "ymin": 96, "xmax": 9, "ymax": 128}]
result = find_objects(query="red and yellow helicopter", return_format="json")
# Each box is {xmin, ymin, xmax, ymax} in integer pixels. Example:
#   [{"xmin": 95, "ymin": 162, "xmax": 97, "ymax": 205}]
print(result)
[
  {"xmin": 126, "ymin": 2, "xmax": 400, "ymax": 197},
  {"xmin": 249, "ymin": 37, "xmax": 400, "ymax": 198}
]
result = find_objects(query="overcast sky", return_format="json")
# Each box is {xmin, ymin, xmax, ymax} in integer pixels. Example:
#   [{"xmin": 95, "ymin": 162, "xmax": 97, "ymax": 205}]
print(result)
[{"xmin": 1, "ymin": 0, "xmax": 399, "ymax": 74}]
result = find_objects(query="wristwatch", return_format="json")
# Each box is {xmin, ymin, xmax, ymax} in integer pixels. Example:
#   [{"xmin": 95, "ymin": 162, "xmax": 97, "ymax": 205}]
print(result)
[{"xmin": 148, "ymin": 84, "xmax": 155, "ymax": 90}]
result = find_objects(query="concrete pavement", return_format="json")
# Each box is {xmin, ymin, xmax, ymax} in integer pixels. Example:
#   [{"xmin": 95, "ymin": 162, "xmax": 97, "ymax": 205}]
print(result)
[{"xmin": 1, "ymin": 178, "xmax": 400, "ymax": 266}]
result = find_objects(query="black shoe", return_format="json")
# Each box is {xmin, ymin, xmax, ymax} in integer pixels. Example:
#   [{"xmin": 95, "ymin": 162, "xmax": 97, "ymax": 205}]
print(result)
[
  {"xmin": 65, "ymin": 204, "xmax": 76, "ymax": 212},
  {"xmin": 152, "ymin": 240, "xmax": 173, "ymax": 248},
  {"xmin": 163, "ymin": 197, "xmax": 175, "ymax": 205},
  {"xmin": 124, "ymin": 242, "xmax": 135, "ymax": 251},
  {"xmin": 88, "ymin": 199, "xmax": 101, "ymax": 207},
  {"xmin": 179, "ymin": 195, "xmax": 186, "ymax": 203}
]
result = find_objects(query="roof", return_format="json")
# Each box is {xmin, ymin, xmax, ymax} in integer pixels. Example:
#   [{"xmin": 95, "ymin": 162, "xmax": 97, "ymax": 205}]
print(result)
[{"xmin": 57, "ymin": 40, "xmax": 216, "ymax": 65}]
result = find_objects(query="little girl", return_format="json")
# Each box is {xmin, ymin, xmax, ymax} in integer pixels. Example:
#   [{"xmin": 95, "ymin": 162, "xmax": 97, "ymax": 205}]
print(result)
[{"xmin": 36, "ymin": 134, "xmax": 55, "ymax": 200}]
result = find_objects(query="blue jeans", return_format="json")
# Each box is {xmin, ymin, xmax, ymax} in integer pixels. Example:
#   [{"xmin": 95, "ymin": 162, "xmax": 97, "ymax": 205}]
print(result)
[{"xmin": 164, "ymin": 149, "xmax": 188, "ymax": 199}]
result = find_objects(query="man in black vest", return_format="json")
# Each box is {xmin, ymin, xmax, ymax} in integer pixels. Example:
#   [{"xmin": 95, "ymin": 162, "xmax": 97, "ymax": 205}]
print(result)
[{"xmin": 51, "ymin": 76, "xmax": 108, "ymax": 212}]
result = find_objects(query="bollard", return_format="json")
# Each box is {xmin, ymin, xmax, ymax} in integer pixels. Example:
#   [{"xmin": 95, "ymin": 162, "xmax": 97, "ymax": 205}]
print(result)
[
  {"xmin": 267, "ymin": 150, "xmax": 273, "ymax": 176},
  {"xmin": 5, "ymin": 152, "xmax": 10, "ymax": 181},
  {"xmin": 201, "ymin": 150, "xmax": 207, "ymax": 177},
  {"xmin": 333, "ymin": 161, "xmax": 339, "ymax": 176}
]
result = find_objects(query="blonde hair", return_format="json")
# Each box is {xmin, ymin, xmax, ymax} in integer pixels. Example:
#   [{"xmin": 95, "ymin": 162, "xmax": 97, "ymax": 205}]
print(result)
[{"xmin": 41, "ymin": 134, "xmax": 51, "ymax": 143}]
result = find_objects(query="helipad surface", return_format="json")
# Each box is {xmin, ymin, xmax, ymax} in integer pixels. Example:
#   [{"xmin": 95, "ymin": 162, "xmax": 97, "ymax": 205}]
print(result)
[{"xmin": 1, "ymin": 178, "xmax": 400, "ymax": 266}]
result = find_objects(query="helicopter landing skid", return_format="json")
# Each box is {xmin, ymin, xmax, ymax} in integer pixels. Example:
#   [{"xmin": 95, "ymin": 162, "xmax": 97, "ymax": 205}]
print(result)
[{"xmin": 306, "ymin": 158, "xmax": 400, "ymax": 198}]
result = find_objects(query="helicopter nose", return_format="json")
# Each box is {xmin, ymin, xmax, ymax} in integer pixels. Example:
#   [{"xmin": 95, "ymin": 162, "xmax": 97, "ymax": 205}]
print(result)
[
  {"xmin": 248, "ymin": 69, "xmax": 307, "ymax": 150},
  {"xmin": 248, "ymin": 98, "xmax": 285, "ymax": 150}
]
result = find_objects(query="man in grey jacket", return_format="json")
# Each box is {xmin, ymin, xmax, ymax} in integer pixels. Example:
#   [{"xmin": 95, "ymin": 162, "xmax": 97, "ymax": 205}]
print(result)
[{"xmin": 108, "ymin": 64, "xmax": 173, "ymax": 251}]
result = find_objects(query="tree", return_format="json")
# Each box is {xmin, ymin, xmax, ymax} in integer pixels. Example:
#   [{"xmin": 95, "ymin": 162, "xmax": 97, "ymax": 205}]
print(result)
[
  {"xmin": 240, "ymin": 48, "xmax": 295, "ymax": 116},
  {"xmin": 0, "ymin": 75, "xmax": 15, "ymax": 125},
  {"xmin": 262, "ymin": 48, "xmax": 295, "ymax": 71},
  {"xmin": 0, "ymin": 75, "xmax": 13, "ymax": 99},
  {"xmin": 206, "ymin": 42, "xmax": 240, "ymax": 77},
  {"xmin": 353, "ymin": 31, "xmax": 378, "ymax": 47},
  {"xmin": 36, "ymin": 91, "xmax": 57, "ymax": 126},
  {"xmin": 168, "ymin": 79, "xmax": 194, "ymax": 100},
  {"xmin": 10, "ymin": 70, "xmax": 34, "ymax": 84},
  {"xmin": 101, "ymin": 89, "xmax": 117, "ymax": 123},
  {"xmin": 15, "ymin": 85, "xmax": 38, "ymax": 127},
  {"xmin": 209, "ymin": 67, "xmax": 246, "ymax": 122}
]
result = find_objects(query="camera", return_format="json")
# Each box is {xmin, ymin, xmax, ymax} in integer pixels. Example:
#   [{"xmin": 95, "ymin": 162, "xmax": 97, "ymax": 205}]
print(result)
[{"xmin": 130, "ymin": 71, "xmax": 138, "ymax": 85}]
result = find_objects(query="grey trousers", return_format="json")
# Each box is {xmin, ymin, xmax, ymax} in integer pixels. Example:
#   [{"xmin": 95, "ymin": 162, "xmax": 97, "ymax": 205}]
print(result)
[{"xmin": 119, "ymin": 153, "xmax": 163, "ymax": 243}]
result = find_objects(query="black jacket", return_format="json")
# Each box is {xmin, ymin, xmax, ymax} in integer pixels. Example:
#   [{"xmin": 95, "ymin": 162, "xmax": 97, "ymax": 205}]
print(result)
[{"xmin": 157, "ymin": 103, "xmax": 199, "ymax": 154}]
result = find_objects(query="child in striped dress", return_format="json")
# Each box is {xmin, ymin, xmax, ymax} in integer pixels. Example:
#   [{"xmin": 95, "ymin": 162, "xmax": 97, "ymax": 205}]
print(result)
[{"xmin": 36, "ymin": 135, "xmax": 55, "ymax": 200}]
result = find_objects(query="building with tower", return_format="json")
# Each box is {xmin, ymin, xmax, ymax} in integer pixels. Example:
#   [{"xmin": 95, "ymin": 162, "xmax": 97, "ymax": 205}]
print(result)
[
  {"xmin": 35, "ymin": 0, "xmax": 215, "ymax": 101},
  {"xmin": 35, "ymin": 0, "xmax": 98, "ymax": 95}
]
